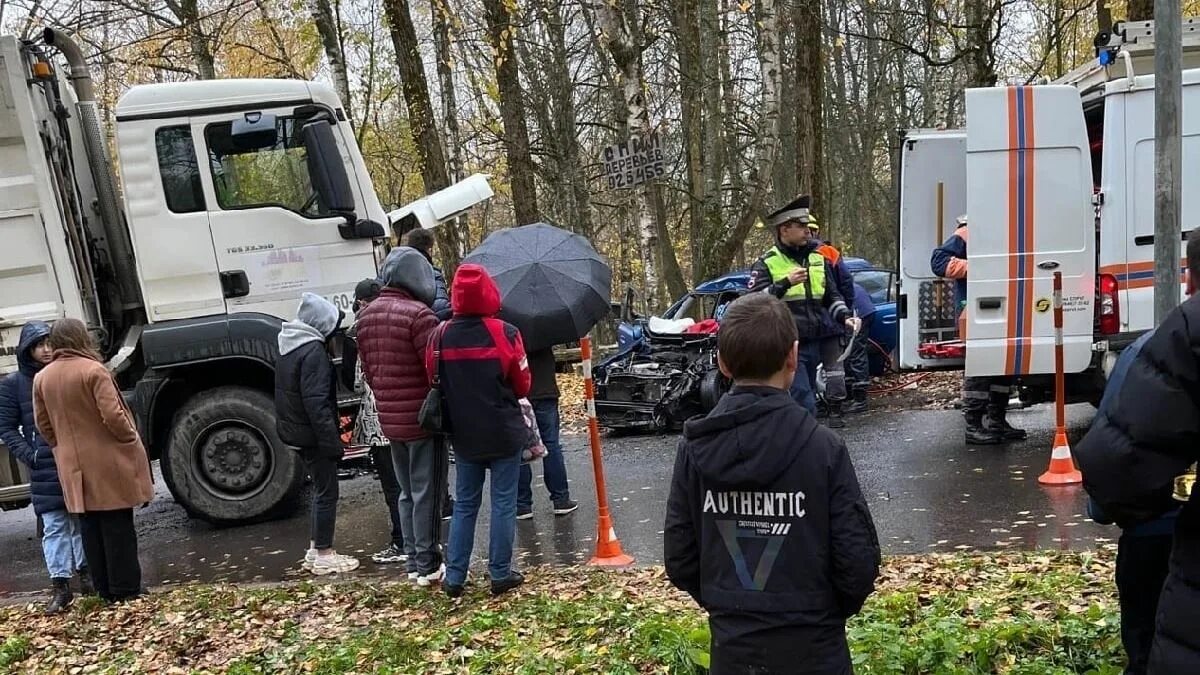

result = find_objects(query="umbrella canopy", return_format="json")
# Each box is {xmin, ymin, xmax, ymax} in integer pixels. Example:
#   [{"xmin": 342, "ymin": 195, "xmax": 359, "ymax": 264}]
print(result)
[{"xmin": 462, "ymin": 223, "xmax": 612, "ymax": 352}]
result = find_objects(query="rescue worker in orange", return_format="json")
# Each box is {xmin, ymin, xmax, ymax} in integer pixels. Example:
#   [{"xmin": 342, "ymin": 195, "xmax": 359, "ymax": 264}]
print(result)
[
  {"xmin": 931, "ymin": 214, "xmax": 1026, "ymax": 445},
  {"xmin": 806, "ymin": 215, "xmax": 858, "ymax": 427}
]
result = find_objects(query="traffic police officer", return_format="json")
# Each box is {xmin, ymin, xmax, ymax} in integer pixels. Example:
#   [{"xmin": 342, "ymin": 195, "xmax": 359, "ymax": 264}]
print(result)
[{"xmin": 750, "ymin": 195, "xmax": 860, "ymax": 418}]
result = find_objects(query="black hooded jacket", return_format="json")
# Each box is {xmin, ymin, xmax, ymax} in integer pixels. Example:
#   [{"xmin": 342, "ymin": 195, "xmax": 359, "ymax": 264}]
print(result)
[
  {"xmin": 665, "ymin": 386, "xmax": 880, "ymax": 674},
  {"xmin": 0, "ymin": 321, "xmax": 65, "ymax": 515},
  {"xmin": 1075, "ymin": 295, "xmax": 1200, "ymax": 672}
]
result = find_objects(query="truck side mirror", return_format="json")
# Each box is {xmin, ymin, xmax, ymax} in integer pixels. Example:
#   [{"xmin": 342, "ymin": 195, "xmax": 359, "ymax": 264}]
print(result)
[
  {"xmin": 231, "ymin": 112, "xmax": 278, "ymax": 150},
  {"xmin": 301, "ymin": 119, "xmax": 356, "ymax": 215},
  {"xmin": 339, "ymin": 218, "xmax": 386, "ymax": 240}
]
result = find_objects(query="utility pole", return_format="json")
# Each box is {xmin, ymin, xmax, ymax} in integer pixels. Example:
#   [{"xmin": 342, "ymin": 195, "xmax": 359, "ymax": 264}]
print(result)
[{"xmin": 1154, "ymin": 0, "xmax": 1183, "ymax": 323}]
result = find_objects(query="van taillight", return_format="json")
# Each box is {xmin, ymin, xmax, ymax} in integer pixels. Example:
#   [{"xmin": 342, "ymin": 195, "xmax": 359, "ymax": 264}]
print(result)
[{"xmin": 1098, "ymin": 273, "xmax": 1120, "ymax": 335}]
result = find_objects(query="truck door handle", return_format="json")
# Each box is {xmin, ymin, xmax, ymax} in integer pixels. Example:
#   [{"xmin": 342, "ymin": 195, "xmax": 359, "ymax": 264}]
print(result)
[
  {"xmin": 220, "ymin": 270, "xmax": 250, "ymax": 298},
  {"xmin": 979, "ymin": 298, "xmax": 1002, "ymax": 310},
  {"xmin": 1037, "ymin": 260, "xmax": 1061, "ymax": 270}
]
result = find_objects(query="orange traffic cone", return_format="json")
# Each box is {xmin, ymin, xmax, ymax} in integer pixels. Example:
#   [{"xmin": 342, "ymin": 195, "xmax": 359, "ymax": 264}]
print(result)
[
  {"xmin": 589, "ymin": 512, "xmax": 634, "ymax": 567},
  {"xmin": 1038, "ymin": 430, "xmax": 1082, "ymax": 485}
]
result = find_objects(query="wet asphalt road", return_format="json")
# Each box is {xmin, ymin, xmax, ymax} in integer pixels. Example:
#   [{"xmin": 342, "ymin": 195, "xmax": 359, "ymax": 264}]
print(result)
[{"xmin": 0, "ymin": 403, "xmax": 1110, "ymax": 600}]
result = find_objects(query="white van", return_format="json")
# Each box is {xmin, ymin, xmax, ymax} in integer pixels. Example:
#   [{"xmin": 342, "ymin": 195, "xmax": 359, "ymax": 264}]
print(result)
[{"xmin": 897, "ymin": 18, "xmax": 1200, "ymax": 403}]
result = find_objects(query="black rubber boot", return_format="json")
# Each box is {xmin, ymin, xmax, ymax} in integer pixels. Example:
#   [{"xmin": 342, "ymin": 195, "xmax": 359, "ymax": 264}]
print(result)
[
  {"xmin": 827, "ymin": 401, "xmax": 846, "ymax": 429},
  {"xmin": 988, "ymin": 393, "xmax": 1027, "ymax": 441},
  {"xmin": 45, "ymin": 578, "xmax": 73, "ymax": 615},
  {"xmin": 844, "ymin": 388, "xmax": 868, "ymax": 415},
  {"xmin": 965, "ymin": 412, "xmax": 1002, "ymax": 445},
  {"xmin": 987, "ymin": 414, "xmax": 1028, "ymax": 441}
]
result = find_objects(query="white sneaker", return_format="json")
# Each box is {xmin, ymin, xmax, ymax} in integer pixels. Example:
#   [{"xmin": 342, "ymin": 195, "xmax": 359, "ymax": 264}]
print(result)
[
  {"xmin": 311, "ymin": 553, "xmax": 360, "ymax": 575},
  {"xmin": 301, "ymin": 548, "xmax": 317, "ymax": 570},
  {"xmin": 417, "ymin": 564, "xmax": 446, "ymax": 587}
]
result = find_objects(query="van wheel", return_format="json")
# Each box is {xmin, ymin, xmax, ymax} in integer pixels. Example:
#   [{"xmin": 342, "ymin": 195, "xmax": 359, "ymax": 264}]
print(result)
[{"xmin": 161, "ymin": 386, "xmax": 303, "ymax": 524}]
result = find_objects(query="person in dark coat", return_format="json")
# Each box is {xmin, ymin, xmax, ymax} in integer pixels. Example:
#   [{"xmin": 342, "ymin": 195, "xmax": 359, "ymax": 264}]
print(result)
[
  {"xmin": 665, "ymin": 293, "xmax": 880, "ymax": 675},
  {"xmin": 0, "ymin": 320, "xmax": 88, "ymax": 613},
  {"xmin": 749, "ymin": 195, "xmax": 860, "ymax": 417},
  {"xmin": 843, "ymin": 282, "xmax": 877, "ymax": 414},
  {"xmin": 436, "ymin": 264, "xmax": 532, "ymax": 598},
  {"xmin": 341, "ymin": 279, "xmax": 408, "ymax": 566},
  {"xmin": 931, "ymin": 214, "xmax": 1025, "ymax": 445},
  {"xmin": 1084, "ymin": 328, "xmax": 1177, "ymax": 675},
  {"xmin": 404, "ymin": 227, "xmax": 452, "ymax": 322},
  {"xmin": 516, "ymin": 348, "xmax": 577, "ymax": 520},
  {"xmin": 1076, "ymin": 227, "xmax": 1200, "ymax": 675},
  {"xmin": 808, "ymin": 216, "xmax": 856, "ymax": 428},
  {"xmin": 275, "ymin": 293, "xmax": 358, "ymax": 576},
  {"xmin": 356, "ymin": 246, "xmax": 446, "ymax": 586}
]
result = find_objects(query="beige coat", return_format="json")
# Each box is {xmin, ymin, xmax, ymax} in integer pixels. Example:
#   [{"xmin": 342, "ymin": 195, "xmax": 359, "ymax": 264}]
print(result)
[{"xmin": 33, "ymin": 349, "xmax": 154, "ymax": 513}]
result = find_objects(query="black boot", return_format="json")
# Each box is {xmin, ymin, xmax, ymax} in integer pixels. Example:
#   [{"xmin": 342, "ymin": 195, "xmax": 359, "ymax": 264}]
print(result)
[
  {"xmin": 844, "ymin": 388, "xmax": 868, "ymax": 415},
  {"xmin": 965, "ymin": 412, "xmax": 1002, "ymax": 445},
  {"xmin": 827, "ymin": 401, "xmax": 846, "ymax": 429},
  {"xmin": 45, "ymin": 578, "xmax": 73, "ymax": 615},
  {"xmin": 986, "ymin": 412, "xmax": 1027, "ymax": 441},
  {"xmin": 76, "ymin": 569, "xmax": 95, "ymax": 597}
]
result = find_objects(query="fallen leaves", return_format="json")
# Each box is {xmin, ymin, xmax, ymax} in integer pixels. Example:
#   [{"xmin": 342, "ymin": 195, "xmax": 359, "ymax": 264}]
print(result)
[{"xmin": 0, "ymin": 553, "xmax": 1122, "ymax": 674}]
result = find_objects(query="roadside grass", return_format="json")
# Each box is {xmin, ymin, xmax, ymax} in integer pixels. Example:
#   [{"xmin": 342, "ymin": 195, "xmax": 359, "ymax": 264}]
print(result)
[{"xmin": 0, "ymin": 551, "xmax": 1123, "ymax": 674}]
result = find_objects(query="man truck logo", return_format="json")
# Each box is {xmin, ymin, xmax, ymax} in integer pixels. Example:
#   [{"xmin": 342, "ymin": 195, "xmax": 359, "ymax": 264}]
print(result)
[{"xmin": 1035, "ymin": 298, "xmax": 1051, "ymax": 313}]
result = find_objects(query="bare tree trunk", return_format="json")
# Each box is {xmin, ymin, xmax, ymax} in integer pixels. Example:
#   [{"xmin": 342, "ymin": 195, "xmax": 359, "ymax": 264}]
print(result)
[
  {"xmin": 175, "ymin": 0, "xmax": 216, "ymax": 79},
  {"xmin": 594, "ymin": 0, "xmax": 664, "ymax": 303},
  {"xmin": 710, "ymin": 0, "xmax": 781, "ymax": 276},
  {"xmin": 383, "ymin": 0, "xmax": 461, "ymax": 270},
  {"xmin": 795, "ymin": 0, "xmax": 826, "ymax": 222},
  {"xmin": 965, "ymin": 0, "xmax": 999, "ymax": 88},
  {"xmin": 432, "ymin": 0, "xmax": 466, "ymax": 256},
  {"xmin": 309, "ymin": 0, "xmax": 353, "ymax": 122},
  {"xmin": 482, "ymin": 0, "xmax": 540, "ymax": 226},
  {"xmin": 541, "ymin": 0, "xmax": 594, "ymax": 239},
  {"xmin": 1096, "ymin": 0, "xmax": 1113, "ymax": 31},
  {"xmin": 1127, "ymin": 0, "xmax": 1153, "ymax": 22},
  {"xmin": 671, "ymin": 0, "xmax": 705, "ymax": 282}
]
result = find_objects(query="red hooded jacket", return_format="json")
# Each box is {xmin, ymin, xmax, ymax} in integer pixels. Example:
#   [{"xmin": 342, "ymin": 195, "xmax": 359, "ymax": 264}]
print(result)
[{"xmin": 430, "ymin": 264, "xmax": 531, "ymax": 462}]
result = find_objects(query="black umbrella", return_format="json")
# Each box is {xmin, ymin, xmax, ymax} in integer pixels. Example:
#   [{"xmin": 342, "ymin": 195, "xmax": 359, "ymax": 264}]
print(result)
[{"xmin": 462, "ymin": 223, "xmax": 612, "ymax": 352}]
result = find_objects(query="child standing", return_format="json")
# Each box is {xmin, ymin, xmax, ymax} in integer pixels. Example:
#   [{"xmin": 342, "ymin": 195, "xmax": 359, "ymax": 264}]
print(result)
[{"xmin": 665, "ymin": 293, "xmax": 880, "ymax": 675}]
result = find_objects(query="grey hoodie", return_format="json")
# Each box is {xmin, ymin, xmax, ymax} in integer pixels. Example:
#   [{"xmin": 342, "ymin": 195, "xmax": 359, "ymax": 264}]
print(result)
[
  {"xmin": 278, "ymin": 292, "xmax": 340, "ymax": 356},
  {"xmin": 379, "ymin": 246, "xmax": 436, "ymax": 307}
]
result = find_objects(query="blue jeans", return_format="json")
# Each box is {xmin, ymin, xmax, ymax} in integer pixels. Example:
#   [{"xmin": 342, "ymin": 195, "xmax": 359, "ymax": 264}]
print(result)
[
  {"xmin": 518, "ymin": 399, "xmax": 570, "ymax": 509},
  {"xmin": 446, "ymin": 451, "xmax": 520, "ymax": 586},
  {"xmin": 789, "ymin": 340, "xmax": 822, "ymax": 414},
  {"xmin": 41, "ymin": 509, "xmax": 86, "ymax": 579}
]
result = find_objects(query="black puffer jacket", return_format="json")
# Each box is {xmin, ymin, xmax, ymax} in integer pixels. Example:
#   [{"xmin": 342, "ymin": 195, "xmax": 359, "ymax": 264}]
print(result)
[
  {"xmin": 274, "ymin": 294, "xmax": 343, "ymax": 459},
  {"xmin": 1076, "ymin": 295, "xmax": 1200, "ymax": 673},
  {"xmin": 0, "ymin": 321, "xmax": 64, "ymax": 515},
  {"xmin": 665, "ymin": 386, "xmax": 880, "ymax": 674}
]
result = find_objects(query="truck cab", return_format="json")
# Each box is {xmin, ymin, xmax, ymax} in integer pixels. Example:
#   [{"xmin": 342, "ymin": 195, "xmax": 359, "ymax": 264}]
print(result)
[
  {"xmin": 897, "ymin": 18, "xmax": 1200, "ymax": 403},
  {"xmin": 0, "ymin": 31, "xmax": 487, "ymax": 522}
]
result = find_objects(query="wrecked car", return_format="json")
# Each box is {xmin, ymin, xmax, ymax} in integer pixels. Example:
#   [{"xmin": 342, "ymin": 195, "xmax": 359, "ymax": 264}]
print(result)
[{"xmin": 594, "ymin": 260, "xmax": 899, "ymax": 431}]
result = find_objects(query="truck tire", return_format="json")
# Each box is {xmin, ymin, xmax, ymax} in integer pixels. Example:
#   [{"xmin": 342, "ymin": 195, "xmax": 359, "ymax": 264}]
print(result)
[{"xmin": 161, "ymin": 386, "xmax": 303, "ymax": 524}]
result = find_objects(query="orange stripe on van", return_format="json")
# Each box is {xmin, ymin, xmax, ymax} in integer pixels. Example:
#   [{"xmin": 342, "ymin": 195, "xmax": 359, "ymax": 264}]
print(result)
[{"xmin": 1005, "ymin": 88, "xmax": 1020, "ymax": 376}]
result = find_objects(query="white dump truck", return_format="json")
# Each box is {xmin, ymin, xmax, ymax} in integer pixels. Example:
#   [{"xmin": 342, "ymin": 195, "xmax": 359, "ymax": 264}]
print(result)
[{"xmin": 0, "ymin": 30, "xmax": 491, "ymax": 522}]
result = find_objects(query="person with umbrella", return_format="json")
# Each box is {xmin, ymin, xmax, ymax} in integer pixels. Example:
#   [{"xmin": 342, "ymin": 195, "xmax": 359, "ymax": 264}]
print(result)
[{"xmin": 462, "ymin": 223, "xmax": 610, "ymax": 521}]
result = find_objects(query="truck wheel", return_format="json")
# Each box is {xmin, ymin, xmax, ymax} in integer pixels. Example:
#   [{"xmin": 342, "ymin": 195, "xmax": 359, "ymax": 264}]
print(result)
[{"xmin": 161, "ymin": 386, "xmax": 303, "ymax": 524}]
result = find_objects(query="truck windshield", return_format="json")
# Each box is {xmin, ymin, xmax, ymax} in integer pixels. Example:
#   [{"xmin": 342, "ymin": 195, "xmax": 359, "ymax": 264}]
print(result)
[{"xmin": 205, "ymin": 117, "xmax": 325, "ymax": 217}]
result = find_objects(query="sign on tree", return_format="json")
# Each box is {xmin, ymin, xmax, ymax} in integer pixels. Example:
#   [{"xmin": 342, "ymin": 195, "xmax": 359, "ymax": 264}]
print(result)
[{"xmin": 601, "ymin": 134, "xmax": 666, "ymax": 189}]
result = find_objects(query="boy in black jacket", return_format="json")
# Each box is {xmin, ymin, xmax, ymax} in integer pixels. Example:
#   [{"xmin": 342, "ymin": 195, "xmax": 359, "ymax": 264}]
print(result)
[
  {"xmin": 665, "ymin": 293, "xmax": 880, "ymax": 675},
  {"xmin": 275, "ymin": 293, "xmax": 358, "ymax": 576}
]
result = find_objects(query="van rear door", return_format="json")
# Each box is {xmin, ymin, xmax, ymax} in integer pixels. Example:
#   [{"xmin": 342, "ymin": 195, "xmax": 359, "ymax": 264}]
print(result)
[
  {"xmin": 897, "ymin": 129, "xmax": 966, "ymax": 369},
  {"xmin": 964, "ymin": 85, "xmax": 1095, "ymax": 377}
]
